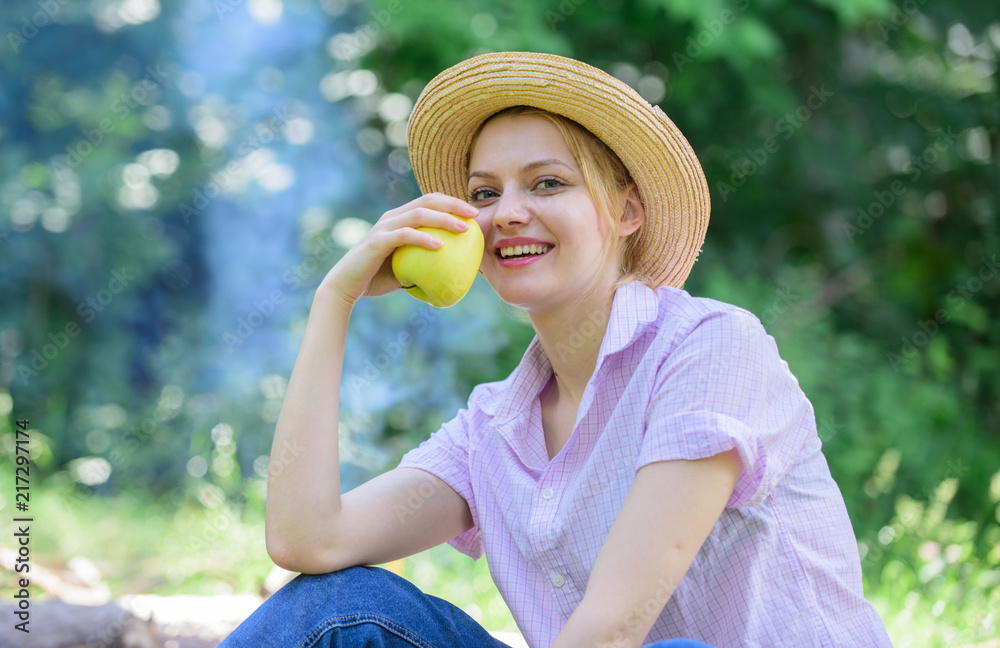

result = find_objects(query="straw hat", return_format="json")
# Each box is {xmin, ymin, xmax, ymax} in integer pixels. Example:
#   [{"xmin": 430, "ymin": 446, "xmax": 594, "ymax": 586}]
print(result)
[{"xmin": 406, "ymin": 51, "xmax": 710, "ymax": 289}]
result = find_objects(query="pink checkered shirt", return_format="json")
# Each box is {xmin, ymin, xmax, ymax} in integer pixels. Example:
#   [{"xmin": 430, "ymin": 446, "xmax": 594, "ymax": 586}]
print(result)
[{"xmin": 398, "ymin": 281, "xmax": 892, "ymax": 647}]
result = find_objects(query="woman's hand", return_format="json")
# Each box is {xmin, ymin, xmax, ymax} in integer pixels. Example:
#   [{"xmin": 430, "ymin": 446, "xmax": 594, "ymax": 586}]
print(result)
[{"xmin": 318, "ymin": 193, "xmax": 479, "ymax": 309}]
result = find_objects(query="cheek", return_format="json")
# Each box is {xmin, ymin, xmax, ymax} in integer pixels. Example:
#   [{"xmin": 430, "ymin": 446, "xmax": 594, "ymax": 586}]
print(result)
[
  {"xmin": 474, "ymin": 214, "xmax": 493, "ymax": 257},
  {"xmin": 473, "ymin": 211, "xmax": 491, "ymax": 232}
]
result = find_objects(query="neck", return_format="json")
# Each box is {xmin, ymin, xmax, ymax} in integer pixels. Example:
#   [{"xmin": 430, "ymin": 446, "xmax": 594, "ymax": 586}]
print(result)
[{"xmin": 529, "ymin": 283, "xmax": 618, "ymax": 405}]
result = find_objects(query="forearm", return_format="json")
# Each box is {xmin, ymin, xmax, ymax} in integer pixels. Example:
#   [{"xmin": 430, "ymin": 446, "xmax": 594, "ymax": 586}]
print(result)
[
  {"xmin": 552, "ymin": 560, "xmax": 678, "ymax": 648},
  {"xmin": 265, "ymin": 283, "xmax": 353, "ymax": 558},
  {"xmin": 551, "ymin": 452, "xmax": 741, "ymax": 648},
  {"xmin": 259, "ymin": 193, "xmax": 477, "ymax": 569}
]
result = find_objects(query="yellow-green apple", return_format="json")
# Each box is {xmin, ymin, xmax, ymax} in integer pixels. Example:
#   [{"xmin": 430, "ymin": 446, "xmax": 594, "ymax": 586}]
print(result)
[{"xmin": 391, "ymin": 216, "xmax": 484, "ymax": 308}]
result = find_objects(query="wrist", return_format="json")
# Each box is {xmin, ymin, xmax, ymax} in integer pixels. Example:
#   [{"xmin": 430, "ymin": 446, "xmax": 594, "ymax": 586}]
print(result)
[
  {"xmin": 313, "ymin": 280, "xmax": 357, "ymax": 315},
  {"xmin": 553, "ymin": 599, "xmax": 642, "ymax": 648}
]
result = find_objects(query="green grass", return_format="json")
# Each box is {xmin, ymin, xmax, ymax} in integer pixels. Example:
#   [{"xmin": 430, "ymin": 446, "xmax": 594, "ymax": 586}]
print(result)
[
  {"xmin": 1, "ymin": 465, "xmax": 997, "ymax": 645},
  {"xmin": 857, "ymin": 480, "xmax": 1000, "ymax": 647},
  {"xmin": 0, "ymin": 470, "xmax": 274, "ymax": 597},
  {"xmin": 0, "ymin": 466, "xmax": 519, "ymax": 632}
]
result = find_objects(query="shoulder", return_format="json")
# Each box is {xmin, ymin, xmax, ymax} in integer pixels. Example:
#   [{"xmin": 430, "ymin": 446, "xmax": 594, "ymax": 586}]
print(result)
[
  {"xmin": 649, "ymin": 285, "xmax": 768, "ymax": 349},
  {"xmin": 654, "ymin": 284, "xmax": 759, "ymax": 321},
  {"xmin": 465, "ymin": 377, "xmax": 508, "ymax": 415}
]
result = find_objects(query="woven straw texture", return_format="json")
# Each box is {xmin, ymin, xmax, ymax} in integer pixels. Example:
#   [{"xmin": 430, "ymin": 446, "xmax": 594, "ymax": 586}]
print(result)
[{"xmin": 407, "ymin": 51, "xmax": 710, "ymax": 289}]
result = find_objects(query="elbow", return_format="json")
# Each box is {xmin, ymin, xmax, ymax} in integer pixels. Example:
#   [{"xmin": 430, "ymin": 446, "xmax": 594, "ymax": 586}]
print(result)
[
  {"xmin": 265, "ymin": 534, "xmax": 303, "ymax": 573},
  {"xmin": 264, "ymin": 519, "xmax": 312, "ymax": 572},
  {"xmin": 266, "ymin": 538, "xmax": 328, "ymax": 574},
  {"xmin": 265, "ymin": 528, "xmax": 350, "ymax": 575}
]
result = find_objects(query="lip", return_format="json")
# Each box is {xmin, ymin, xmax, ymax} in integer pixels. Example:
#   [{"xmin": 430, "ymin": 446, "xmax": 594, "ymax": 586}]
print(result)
[
  {"xmin": 494, "ymin": 236, "xmax": 554, "ymax": 254},
  {"xmin": 493, "ymin": 236, "xmax": 554, "ymax": 269}
]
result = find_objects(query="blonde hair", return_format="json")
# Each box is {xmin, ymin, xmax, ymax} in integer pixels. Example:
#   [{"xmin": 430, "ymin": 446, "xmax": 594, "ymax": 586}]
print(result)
[{"xmin": 468, "ymin": 107, "xmax": 652, "ymax": 294}]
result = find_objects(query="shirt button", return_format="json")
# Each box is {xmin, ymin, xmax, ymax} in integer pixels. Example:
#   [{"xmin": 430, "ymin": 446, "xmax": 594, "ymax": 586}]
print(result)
[
  {"xmin": 551, "ymin": 573, "xmax": 565, "ymax": 588},
  {"xmin": 542, "ymin": 487, "xmax": 554, "ymax": 500}
]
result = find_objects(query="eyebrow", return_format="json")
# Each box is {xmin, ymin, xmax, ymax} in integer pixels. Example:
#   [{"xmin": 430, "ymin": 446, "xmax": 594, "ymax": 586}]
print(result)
[{"xmin": 468, "ymin": 158, "xmax": 574, "ymax": 181}]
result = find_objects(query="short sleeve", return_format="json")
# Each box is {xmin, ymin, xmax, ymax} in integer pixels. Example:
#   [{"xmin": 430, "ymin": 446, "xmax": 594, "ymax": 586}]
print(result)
[
  {"xmin": 638, "ymin": 309, "xmax": 815, "ymax": 507},
  {"xmin": 397, "ymin": 388, "xmax": 487, "ymax": 559}
]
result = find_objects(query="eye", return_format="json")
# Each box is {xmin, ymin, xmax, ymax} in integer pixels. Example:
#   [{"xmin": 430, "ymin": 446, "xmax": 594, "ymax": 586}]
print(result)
[
  {"xmin": 469, "ymin": 188, "xmax": 498, "ymax": 202},
  {"xmin": 536, "ymin": 177, "xmax": 563, "ymax": 190}
]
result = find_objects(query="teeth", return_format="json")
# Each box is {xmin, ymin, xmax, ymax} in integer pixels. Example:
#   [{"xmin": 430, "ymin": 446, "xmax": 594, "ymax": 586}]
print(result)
[{"xmin": 500, "ymin": 244, "xmax": 551, "ymax": 258}]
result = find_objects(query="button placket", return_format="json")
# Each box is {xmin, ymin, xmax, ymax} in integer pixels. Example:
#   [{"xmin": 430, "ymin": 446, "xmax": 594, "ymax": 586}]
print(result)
[{"xmin": 530, "ymin": 479, "xmax": 563, "ymax": 596}]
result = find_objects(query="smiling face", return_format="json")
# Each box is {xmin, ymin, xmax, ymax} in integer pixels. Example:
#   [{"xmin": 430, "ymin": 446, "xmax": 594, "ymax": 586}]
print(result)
[{"xmin": 467, "ymin": 113, "xmax": 641, "ymax": 313}]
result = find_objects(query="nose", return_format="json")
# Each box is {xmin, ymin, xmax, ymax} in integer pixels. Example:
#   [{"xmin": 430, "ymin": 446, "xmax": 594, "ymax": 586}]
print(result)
[{"xmin": 491, "ymin": 190, "xmax": 532, "ymax": 231}]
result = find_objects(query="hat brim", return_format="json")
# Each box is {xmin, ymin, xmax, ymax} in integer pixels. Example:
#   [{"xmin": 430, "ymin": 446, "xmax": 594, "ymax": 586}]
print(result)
[{"xmin": 407, "ymin": 51, "xmax": 710, "ymax": 289}]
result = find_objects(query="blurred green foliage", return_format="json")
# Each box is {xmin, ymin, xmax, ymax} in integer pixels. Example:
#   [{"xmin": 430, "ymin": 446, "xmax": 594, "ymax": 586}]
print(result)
[
  {"xmin": 355, "ymin": 0, "xmax": 1000, "ymax": 553},
  {"xmin": 0, "ymin": 0, "xmax": 998, "ymax": 642}
]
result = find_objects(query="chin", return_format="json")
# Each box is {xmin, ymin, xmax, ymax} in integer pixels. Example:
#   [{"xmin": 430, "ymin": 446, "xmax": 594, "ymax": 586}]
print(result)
[
  {"xmin": 490, "ymin": 281, "xmax": 550, "ymax": 310},
  {"xmin": 486, "ymin": 268, "xmax": 603, "ymax": 311},
  {"xmin": 500, "ymin": 285, "xmax": 577, "ymax": 314}
]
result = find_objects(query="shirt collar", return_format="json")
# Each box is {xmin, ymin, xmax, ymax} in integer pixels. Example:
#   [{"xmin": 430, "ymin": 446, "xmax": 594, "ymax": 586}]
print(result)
[
  {"xmin": 484, "ymin": 281, "xmax": 661, "ymax": 426},
  {"xmin": 596, "ymin": 281, "xmax": 660, "ymax": 360}
]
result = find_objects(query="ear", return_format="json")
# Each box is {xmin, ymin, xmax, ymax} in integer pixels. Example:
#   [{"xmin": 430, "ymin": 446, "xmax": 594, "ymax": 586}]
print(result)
[{"xmin": 619, "ymin": 184, "xmax": 645, "ymax": 238}]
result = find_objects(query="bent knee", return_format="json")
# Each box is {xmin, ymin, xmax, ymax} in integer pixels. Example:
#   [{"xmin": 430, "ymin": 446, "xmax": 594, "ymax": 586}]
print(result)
[
  {"xmin": 273, "ymin": 565, "xmax": 421, "ymax": 617},
  {"xmin": 283, "ymin": 566, "xmax": 405, "ymax": 598}
]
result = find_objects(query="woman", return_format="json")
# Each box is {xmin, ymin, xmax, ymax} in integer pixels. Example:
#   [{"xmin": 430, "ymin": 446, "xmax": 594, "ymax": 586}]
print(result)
[{"xmin": 220, "ymin": 52, "xmax": 892, "ymax": 647}]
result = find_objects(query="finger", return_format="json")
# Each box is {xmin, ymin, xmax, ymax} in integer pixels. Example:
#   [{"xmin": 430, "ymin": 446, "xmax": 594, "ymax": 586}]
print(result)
[
  {"xmin": 371, "ymin": 225, "xmax": 444, "ymax": 252},
  {"xmin": 401, "ymin": 207, "xmax": 475, "ymax": 233},
  {"xmin": 403, "ymin": 192, "xmax": 479, "ymax": 219}
]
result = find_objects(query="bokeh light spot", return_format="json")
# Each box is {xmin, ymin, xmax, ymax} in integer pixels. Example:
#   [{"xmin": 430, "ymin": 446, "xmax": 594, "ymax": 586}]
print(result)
[
  {"xmin": 471, "ymin": 13, "xmax": 497, "ymax": 39},
  {"xmin": 249, "ymin": 0, "xmax": 283, "ymax": 25}
]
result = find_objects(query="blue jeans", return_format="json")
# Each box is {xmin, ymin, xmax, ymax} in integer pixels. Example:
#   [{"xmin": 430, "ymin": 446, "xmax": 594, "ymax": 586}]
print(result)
[{"xmin": 218, "ymin": 565, "xmax": 714, "ymax": 647}]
